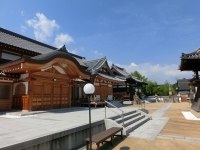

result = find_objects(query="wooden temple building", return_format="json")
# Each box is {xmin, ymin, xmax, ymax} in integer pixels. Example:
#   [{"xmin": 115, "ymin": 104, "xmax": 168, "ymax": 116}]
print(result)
[
  {"xmin": 176, "ymin": 78, "xmax": 190, "ymax": 101},
  {"xmin": 179, "ymin": 48, "xmax": 200, "ymax": 117},
  {"xmin": 0, "ymin": 27, "xmax": 145, "ymax": 111},
  {"xmin": 111, "ymin": 64, "xmax": 147, "ymax": 101}
]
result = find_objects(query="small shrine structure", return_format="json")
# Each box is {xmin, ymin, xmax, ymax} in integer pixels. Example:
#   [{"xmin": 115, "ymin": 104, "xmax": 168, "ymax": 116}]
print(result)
[{"xmin": 179, "ymin": 48, "xmax": 200, "ymax": 117}]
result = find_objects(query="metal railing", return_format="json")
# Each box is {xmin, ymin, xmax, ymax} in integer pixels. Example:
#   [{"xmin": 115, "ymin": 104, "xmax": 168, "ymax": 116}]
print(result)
[
  {"xmin": 137, "ymin": 98, "xmax": 145, "ymax": 109},
  {"xmin": 104, "ymin": 101, "xmax": 124, "ymax": 126}
]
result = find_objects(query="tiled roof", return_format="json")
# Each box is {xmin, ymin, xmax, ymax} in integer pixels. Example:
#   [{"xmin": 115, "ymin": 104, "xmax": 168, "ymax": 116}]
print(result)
[
  {"xmin": 84, "ymin": 57, "xmax": 106, "ymax": 71},
  {"xmin": 68, "ymin": 52, "xmax": 87, "ymax": 67},
  {"xmin": 0, "ymin": 27, "xmax": 56, "ymax": 54},
  {"xmin": 111, "ymin": 64, "xmax": 147, "ymax": 85},
  {"xmin": 181, "ymin": 48, "xmax": 200, "ymax": 59},
  {"xmin": 111, "ymin": 64, "xmax": 130, "ymax": 77},
  {"xmin": 97, "ymin": 72, "xmax": 125, "ymax": 82},
  {"xmin": 177, "ymin": 79, "xmax": 190, "ymax": 91}
]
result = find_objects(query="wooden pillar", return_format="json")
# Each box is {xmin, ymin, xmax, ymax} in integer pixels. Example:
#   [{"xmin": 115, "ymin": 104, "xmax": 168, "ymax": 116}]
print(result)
[
  {"xmin": 0, "ymin": 49, "xmax": 2, "ymax": 58},
  {"xmin": 68, "ymin": 84, "xmax": 71, "ymax": 107},
  {"xmin": 28, "ymin": 73, "xmax": 33, "ymax": 110},
  {"xmin": 73, "ymin": 85, "xmax": 75, "ymax": 107},
  {"xmin": 125, "ymin": 83, "xmax": 127, "ymax": 93},
  {"xmin": 195, "ymin": 71, "xmax": 199, "ymax": 79},
  {"xmin": 51, "ymin": 82, "xmax": 54, "ymax": 108},
  {"xmin": 81, "ymin": 83, "xmax": 84, "ymax": 103},
  {"xmin": 117, "ymin": 84, "xmax": 119, "ymax": 94},
  {"xmin": 41, "ymin": 83, "xmax": 44, "ymax": 109},
  {"xmin": 60, "ymin": 84, "xmax": 62, "ymax": 108}
]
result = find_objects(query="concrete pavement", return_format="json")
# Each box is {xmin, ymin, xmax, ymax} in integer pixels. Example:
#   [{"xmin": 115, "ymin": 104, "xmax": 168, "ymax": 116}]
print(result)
[
  {"xmin": 0, "ymin": 107, "xmax": 137, "ymax": 149},
  {"xmin": 128, "ymin": 103, "xmax": 172, "ymax": 140}
]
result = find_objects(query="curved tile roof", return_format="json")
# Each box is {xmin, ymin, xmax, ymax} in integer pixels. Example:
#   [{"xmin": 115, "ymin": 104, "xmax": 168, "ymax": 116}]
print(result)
[
  {"xmin": 84, "ymin": 57, "xmax": 106, "ymax": 71},
  {"xmin": 97, "ymin": 72, "xmax": 125, "ymax": 82},
  {"xmin": 0, "ymin": 45, "xmax": 90, "ymax": 75},
  {"xmin": 111, "ymin": 64, "xmax": 147, "ymax": 85},
  {"xmin": 111, "ymin": 64, "xmax": 130, "ymax": 77},
  {"xmin": 181, "ymin": 48, "xmax": 200, "ymax": 59}
]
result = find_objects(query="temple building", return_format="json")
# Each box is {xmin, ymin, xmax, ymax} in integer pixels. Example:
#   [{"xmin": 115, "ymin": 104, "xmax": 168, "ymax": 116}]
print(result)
[
  {"xmin": 111, "ymin": 64, "xmax": 147, "ymax": 101},
  {"xmin": 0, "ymin": 27, "xmax": 124, "ymax": 111},
  {"xmin": 84, "ymin": 57, "xmax": 124, "ymax": 101},
  {"xmin": 179, "ymin": 48, "xmax": 200, "ymax": 117},
  {"xmin": 176, "ymin": 78, "xmax": 190, "ymax": 101}
]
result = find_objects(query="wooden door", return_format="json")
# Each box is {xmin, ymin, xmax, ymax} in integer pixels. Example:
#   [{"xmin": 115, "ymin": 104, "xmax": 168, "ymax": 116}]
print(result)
[
  {"xmin": 53, "ymin": 83, "xmax": 61, "ymax": 108},
  {"xmin": 43, "ymin": 83, "xmax": 52, "ymax": 109},
  {"xmin": 32, "ymin": 82, "xmax": 43, "ymax": 110},
  {"xmin": 60, "ymin": 85, "xmax": 69, "ymax": 107},
  {"xmin": 13, "ymin": 83, "xmax": 25, "ymax": 109}
]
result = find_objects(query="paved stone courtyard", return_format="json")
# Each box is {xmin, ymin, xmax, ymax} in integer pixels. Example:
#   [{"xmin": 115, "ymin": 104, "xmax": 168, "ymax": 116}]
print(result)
[{"xmin": 1, "ymin": 102, "xmax": 200, "ymax": 150}]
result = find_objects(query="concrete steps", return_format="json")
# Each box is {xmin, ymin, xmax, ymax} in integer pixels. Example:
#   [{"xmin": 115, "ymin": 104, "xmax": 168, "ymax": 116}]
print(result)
[{"xmin": 105, "ymin": 109, "xmax": 151, "ymax": 135}]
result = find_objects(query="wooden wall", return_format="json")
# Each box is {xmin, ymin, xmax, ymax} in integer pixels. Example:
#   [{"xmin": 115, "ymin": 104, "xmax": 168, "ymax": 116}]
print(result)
[
  {"xmin": 94, "ymin": 82, "xmax": 113, "ymax": 100},
  {"xmin": 0, "ymin": 82, "xmax": 13, "ymax": 111},
  {"xmin": 30, "ymin": 81, "xmax": 70, "ymax": 110},
  {"xmin": 12, "ymin": 83, "xmax": 26, "ymax": 109}
]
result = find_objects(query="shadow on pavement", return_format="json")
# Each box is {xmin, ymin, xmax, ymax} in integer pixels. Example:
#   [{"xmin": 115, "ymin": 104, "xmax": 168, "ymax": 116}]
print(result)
[
  {"xmin": 120, "ymin": 146, "xmax": 130, "ymax": 150},
  {"xmin": 95, "ymin": 136, "xmax": 128, "ymax": 150}
]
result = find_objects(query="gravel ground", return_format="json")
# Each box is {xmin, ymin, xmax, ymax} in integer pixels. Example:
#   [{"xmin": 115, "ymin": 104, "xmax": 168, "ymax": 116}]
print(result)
[{"xmin": 83, "ymin": 102, "xmax": 200, "ymax": 150}]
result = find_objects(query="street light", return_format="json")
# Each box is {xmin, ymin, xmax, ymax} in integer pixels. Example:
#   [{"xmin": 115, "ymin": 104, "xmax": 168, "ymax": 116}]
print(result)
[{"xmin": 83, "ymin": 83, "xmax": 95, "ymax": 150}]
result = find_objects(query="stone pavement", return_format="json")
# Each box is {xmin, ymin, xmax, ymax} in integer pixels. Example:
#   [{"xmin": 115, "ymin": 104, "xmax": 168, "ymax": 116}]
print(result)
[
  {"xmin": 128, "ymin": 103, "xmax": 172, "ymax": 140},
  {"xmin": 0, "ymin": 107, "xmax": 136, "ymax": 149}
]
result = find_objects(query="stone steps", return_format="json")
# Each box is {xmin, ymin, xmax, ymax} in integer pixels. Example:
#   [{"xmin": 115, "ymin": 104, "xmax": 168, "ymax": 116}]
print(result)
[{"xmin": 105, "ymin": 109, "xmax": 151, "ymax": 135}]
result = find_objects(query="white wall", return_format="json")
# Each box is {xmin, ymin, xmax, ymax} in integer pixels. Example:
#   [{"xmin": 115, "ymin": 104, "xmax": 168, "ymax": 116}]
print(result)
[{"xmin": 13, "ymin": 82, "xmax": 28, "ymax": 95}]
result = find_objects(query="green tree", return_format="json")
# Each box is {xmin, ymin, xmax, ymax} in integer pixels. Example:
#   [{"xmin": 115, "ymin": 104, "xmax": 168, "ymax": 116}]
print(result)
[
  {"xmin": 131, "ymin": 70, "xmax": 177, "ymax": 96},
  {"xmin": 145, "ymin": 81, "xmax": 158, "ymax": 96},
  {"xmin": 131, "ymin": 71, "xmax": 148, "ymax": 82},
  {"xmin": 131, "ymin": 71, "xmax": 148, "ymax": 95}
]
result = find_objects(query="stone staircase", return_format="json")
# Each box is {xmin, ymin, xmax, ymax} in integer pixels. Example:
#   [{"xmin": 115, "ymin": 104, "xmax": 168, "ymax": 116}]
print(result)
[{"xmin": 105, "ymin": 109, "xmax": 152, "ymax": 135}]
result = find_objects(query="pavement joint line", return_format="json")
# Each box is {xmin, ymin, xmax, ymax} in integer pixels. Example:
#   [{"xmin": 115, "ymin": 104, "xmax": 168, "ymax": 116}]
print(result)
[{"xmin": 157, "ymin": 134, "xmax": 200, "ymax": 143}]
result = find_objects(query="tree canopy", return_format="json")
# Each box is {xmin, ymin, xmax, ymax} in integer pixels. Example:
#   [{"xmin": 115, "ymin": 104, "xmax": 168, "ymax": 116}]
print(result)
[{"xmin": 131, "ymin": 71, "xmax": 177, "ymax": 96}]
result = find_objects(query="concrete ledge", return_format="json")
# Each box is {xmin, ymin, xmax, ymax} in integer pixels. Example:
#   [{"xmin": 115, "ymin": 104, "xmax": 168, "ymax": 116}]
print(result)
[{"xmin": 123, "ymin": 101, "xmax": 133, "ymax": 105}]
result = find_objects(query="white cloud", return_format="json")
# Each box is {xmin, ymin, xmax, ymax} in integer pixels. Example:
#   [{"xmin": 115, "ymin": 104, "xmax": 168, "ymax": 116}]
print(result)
[
  {"xmin": 114, "ymin": 62, "xmax": 193, "ymax": 84},
  {"xmin": 91, "ymin": 50, "xmax": 103, "ymax": 57},
  {"xmin": 54, "ymin": 33, "xmax": 74, "ymax": 48},
  {"xmin": 131, "ymin": 62, "xmax": 137, "ymax": 67},
  {"xmin": 27, "ymin": 13, "xmax": 59, "ymax": 42}
]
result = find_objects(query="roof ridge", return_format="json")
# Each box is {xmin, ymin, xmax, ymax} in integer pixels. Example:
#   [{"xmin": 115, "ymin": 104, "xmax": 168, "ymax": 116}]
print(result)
[
  {"xmin": 86, "ymin": 57, "xmax": 105, "ymax": 63},
  {"xmin": 94, "ymin": 57, "xmax": 106, "ymax": 70}
]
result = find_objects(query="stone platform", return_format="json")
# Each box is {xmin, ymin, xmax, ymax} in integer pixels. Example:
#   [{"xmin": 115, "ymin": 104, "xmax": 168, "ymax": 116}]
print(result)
[{"xmin": 0, "ymin": 107, "xmax": 137, "ymax": 150}]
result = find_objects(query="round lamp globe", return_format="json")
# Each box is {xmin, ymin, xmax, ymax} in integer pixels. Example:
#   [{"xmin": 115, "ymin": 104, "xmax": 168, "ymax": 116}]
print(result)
[{"xmin": 83, "ymin": 83, "xmax": 95, "ymax": 94}]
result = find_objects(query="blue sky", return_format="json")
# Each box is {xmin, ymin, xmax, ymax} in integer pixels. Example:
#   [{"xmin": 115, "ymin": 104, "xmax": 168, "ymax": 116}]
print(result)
[{"xmin": 1, "ymin": 0, "xmax": 198, "ymax": 84}]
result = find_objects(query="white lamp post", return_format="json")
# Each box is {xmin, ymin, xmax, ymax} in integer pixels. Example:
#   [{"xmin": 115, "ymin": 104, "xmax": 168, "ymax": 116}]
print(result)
[{"xmin": 83, "ymin": 83, "xmax": 95, "ymax": 150}]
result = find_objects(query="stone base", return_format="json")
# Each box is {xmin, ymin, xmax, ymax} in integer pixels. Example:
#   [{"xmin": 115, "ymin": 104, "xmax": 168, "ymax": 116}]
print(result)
[{"xmin": 190, "ymin": 109, "xmax": 200, "ymax": 118}]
